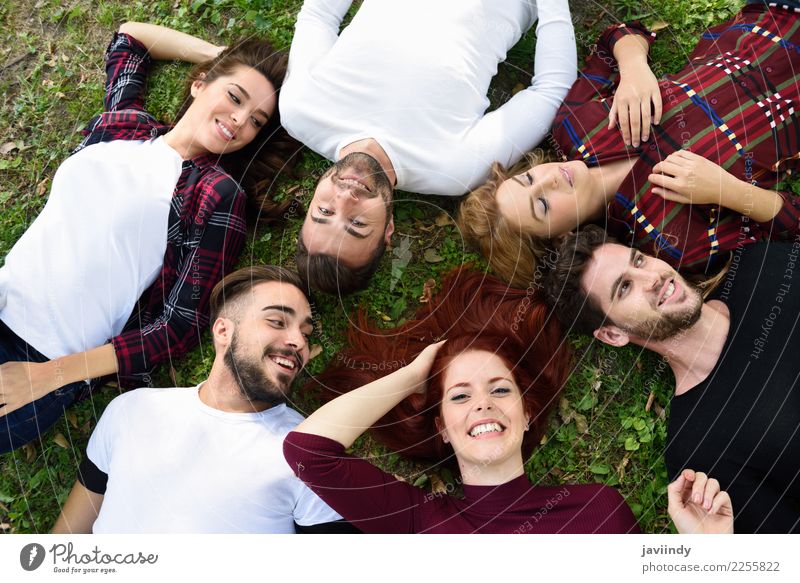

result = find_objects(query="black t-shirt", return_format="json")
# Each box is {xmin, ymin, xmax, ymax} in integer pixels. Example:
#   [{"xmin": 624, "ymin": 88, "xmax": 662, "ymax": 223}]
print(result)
[{"xmin": 666, "ymin": 241, "xmax": 800, "ymax": 533}]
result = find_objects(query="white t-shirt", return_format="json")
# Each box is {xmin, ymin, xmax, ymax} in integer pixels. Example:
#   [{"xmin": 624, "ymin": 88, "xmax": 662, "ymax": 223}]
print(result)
[
  {"xmin": 280, "ymin": 0, "xmax": 576, "ymax": 196},
  {"xmin": 0, "ymin": 136, "xmax": 181, "ymax": 359},
  {"xmin": 88, "ymin": 385, "xmax": 342, "ymax": 533}
]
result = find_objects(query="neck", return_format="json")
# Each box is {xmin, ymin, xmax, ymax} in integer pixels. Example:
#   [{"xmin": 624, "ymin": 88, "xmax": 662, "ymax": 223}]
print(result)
[
  {"xmin": 200, "ymin": 360, "xmax": 272, "ymax": 413},
  {"xmin": 458, "ymin": 454, "xmax": 525, "ymax": 487},
  {"xmin": 634, "ymin": 301, "xmax": 730, "ymax": 395},
  {"xmin": 585, "ymin": 158, "xmax": 636, "ymax": 220},
  {"xmin": 339, "ymin": 138, "xmax": 397, "ymax": 186},
  {"xmin": 163, "ymin": 121, "xmax": 204, "ymax": 160}
]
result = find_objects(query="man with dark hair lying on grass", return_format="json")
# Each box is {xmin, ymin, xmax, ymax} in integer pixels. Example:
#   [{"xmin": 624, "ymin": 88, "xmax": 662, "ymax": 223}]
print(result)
[
  {"xmin": 544, "ymin": 225, "xmax": 800, "ymax": 533},
  {"xmin": 281, "ymin": 0, "xmax": 576, "ymax": 295},
  {"xmin": 52, "ymin": 266, "xmax": 354, "ymax": 533}
]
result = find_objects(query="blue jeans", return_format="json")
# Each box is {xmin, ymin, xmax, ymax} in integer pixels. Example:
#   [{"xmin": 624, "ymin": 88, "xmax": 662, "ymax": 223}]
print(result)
[{"xmin": 0, "ymin": 320, "xmax": 88, "ymax": 454}]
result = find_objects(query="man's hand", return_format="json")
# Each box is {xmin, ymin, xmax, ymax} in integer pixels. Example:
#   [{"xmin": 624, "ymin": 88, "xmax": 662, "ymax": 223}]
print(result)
[
  {"xmin": 0, "ymin": 361, "xmax": 55, "ymax": 417},
  {"xmin": 668, "ymin": 469, "xmax": 734, "ymax": 534},
  {"xmin": 609, "ymin": 62, "xmax": 662, "ymax": 147}
]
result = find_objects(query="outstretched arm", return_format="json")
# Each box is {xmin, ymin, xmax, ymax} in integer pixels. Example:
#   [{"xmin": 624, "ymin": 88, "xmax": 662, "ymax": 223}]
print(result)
[
  {"xmin": 294, "ymin": 342, "xmax": 444, "ymax": 447},
  {"xmin": 668, "ymin": 469, "xmax": 734, "ymax": 534},
  {"xmin": 118, "ymin": 22, "xmax": 223, "ymax": 63},
  {"xmin": 51, "ymin": 481, "xmax": 105, "ymax": 534},
  {"xmin": 287, "ymin": 0, "xmax": 352, "ymax": 75},
  {"xmin": 0, "ymin": 344, "xmax": 117, "ymax": 418}
]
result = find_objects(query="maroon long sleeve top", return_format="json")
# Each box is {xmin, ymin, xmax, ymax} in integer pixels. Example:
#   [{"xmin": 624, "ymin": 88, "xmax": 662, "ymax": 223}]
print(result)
[{"xmin": 284, "ymin": 431, "xmax": 640, "ymax": 534}]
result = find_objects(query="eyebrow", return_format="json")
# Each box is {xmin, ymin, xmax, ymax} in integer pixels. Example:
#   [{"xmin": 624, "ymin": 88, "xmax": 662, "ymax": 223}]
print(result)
[
  {"xmin": 310, "ymin": 215, "xmax": 370, "ymax": 240},
  {"xmin": 609, "ymin": 247, "xmax": 638, "ymax": 302},
  {"xmin": 445, "ymin": 376, "xmax": 514, "ymax": 393},
  {"xmin": 230, "ymin": 83, "xmax": 270, "ymax": 120},
  {"xmin": 262, "ymin": 305, "xmax": 313, "ymax": 328}
]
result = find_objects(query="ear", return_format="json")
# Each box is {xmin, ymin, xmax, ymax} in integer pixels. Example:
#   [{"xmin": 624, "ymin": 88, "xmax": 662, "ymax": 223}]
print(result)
[
  {"xmin": 212, "ymin": 316, "xmax": 234, "ymax": 349},
  {"xmin": 593, "ymin": 325, "xmax": 630, "ymax": 348},
  {"xmin": 524, "ymin": 414, "xmax": 531, "ymax": 432},
  {"xmin": 434, "ymin": 416, "xmax": 449, "ymax": 444},
  {"xmin": 383, "ymin": 215, "xmax": 395, "ymax": 244},
  {"xmin": 190, "ymin": 73, "xmax": 207, "ymax": 98}
]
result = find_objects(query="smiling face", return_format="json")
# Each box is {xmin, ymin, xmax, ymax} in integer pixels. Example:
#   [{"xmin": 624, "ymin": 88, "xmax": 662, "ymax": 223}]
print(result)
[
  {"xmin": 436, "ymin": 350, "xmax": 530, "ymax": 482},
  {"xmin": 300, "ymin": 152, "xmax": 395, "ymax": 267},
  {"xmin": 581, "ymin": 243, "xmax": 703, "ymax": 342},
  {"xmin": 222, "ymin": 281, "xmax": 312, "ymax": 404},
  {"xmin": 184, "ymin": 64, "xmax": 277, "ymax": 156},
  {"xmin": 495, "ymin": 160, "xmax": 595, "ymax": 238}
]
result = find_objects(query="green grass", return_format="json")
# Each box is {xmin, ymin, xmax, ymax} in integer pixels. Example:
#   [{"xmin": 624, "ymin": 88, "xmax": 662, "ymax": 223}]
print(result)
[{"xmin": 0, "ymin": 0, "xmax": 751, "ymax": 534}]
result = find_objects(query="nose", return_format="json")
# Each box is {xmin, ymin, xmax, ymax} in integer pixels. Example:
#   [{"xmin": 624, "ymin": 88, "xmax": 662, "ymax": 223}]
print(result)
[
  {"xmin": 230, "ymin": 108, "xmax": 243, "ymax": 127},
  {"xmin": 635, "ymin": 268, "xmax": 661, "ymax": 290},
  {"xmin": 474, "ymin": 393, "xmax": 493, "ymax": 412}
]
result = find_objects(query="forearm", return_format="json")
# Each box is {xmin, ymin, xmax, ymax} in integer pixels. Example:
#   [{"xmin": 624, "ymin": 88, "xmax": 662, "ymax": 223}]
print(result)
[
  {"xmin": 295, "ymin": 365, "xmax": 423, "ymax": 448},
  {"xmin": 722, "ymin": 178, "xmax": 783, "ymax": 223},
  {"xmin": 40, "ymin": 344, "xmax": 118, "ymax": 392},
  {"xmin": 613, "ymin": 34, "xmax": 650, "ymax": 75},
  {"xmin": 51, "ymin": 482, "xmax": 104, "ymax": 534},
  {"xmin": 118, "ymin": 22, "xmax": 220, "ymax": 63}
]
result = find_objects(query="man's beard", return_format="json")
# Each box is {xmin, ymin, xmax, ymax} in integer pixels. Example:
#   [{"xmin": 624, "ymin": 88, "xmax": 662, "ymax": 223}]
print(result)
[
  {"xmin": 330, "ymin": 151, "xmax": 394, "ymax": 207},
  {"xmin": 223, "ymin": 329, "xmax": 294, "ymax": 407},
  {"xmin": 625, "ymin": 285, "xmax": 703, "ymax": 341}
]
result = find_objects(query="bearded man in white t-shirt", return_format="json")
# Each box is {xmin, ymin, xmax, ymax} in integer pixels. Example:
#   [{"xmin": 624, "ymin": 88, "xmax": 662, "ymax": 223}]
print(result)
[
  {"xmin": 283, "ymin": 0, "xmax": 577, "ymax": 295},
  {"xmin": 51, "ymin": 266, "xmax": 351, "ymax": 534}
]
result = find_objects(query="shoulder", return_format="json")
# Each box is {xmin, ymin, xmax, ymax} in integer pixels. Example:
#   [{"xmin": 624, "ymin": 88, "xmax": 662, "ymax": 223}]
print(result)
[
  {"xmin": 102, "ymin": 386, "xmax": 193, "ymax": 417},
  {"xmin": 268, "ymin": 405, "xmax": 308, "ymax": 436},
  {"xmin": 192, "ymin": 165, "xmax": 246, "ymax": 202}
]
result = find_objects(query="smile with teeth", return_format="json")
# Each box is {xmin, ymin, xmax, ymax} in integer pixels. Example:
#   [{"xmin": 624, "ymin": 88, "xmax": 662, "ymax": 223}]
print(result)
[
  {"xmin": 268, "ymin": 355, "xmax": 297, "ymax": 371},
  {"xmin": 659, "ymin": 280, "xmax": 676, "ymax": 306},
  {"xmin": 469, "ymin": 422, "xmax": 505, "ymax": 437},
  {"xmin": 216, "ymin": 120, "xmax": 234, "ymax": 140}
]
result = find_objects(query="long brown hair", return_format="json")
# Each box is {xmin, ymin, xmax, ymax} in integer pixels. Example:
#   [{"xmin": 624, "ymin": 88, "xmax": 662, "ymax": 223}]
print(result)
[
  {"xmin": 175, "ymin": 38, "xmax": 301, "ymax": 225},
  {"xmin": 307, "ymin": 268, "xmax": 571, "ymax": 468},
  {"xmin": 457, "ymin": 152, "xmax": 555, "ymax": 289}
]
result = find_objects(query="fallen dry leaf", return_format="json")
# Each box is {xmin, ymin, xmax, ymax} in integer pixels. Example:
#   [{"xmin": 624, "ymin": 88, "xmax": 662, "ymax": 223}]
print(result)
[
  {"xmin": 650, "ymin": 21, "xmax": 669, "ymax": 32},
  {"xmin": 23, "ymin": 443, "xmax": 35, "ymax": 462},
  {"xmin": 429, "ymin": 474, "xmax": 447, "ymax": 495},
  {"xmin": 0, "ymin": 142, "xmax": 17, "ymax": 155},
  {"xmin": 574, "ymin": 413, "xmax": 589, "ymax": 434},
  {"xmin": 512, "ymin": 82, "xmax": 526, "ymax": 96},
  {"xmin": 423, "ymin": 248, "xmax": 444, "ymax": 263},
  {"xmin": 169, "ymin": 366, "xmax": 178, "ymax": 386},
  {"xmin": 309, "ymin": 344, "xmax": 323, "ymax": 360},
  {"xmin": 392, "ymin": 474, "xmax": 408, "ymax": 483},
  {"xmin": 418, "ymin": 278, "xmax": 436, "ymax": 303},
  {"xmin": 0, "ymin": 523, "xmax": 10, "ymax": 531},
  {"xmin": 434, "ymin": 212, "xmax": 452, "ymax": 227},
  {"xmin": 66, "ymin": 410, "xmax": 78, "ymax": 429},
  {"xmin": 645, "ymin": 391, "xmax": 655, "ymax": 412},
  {"xmin": 36, "ymin": 179, "xmax": 48, "ymax": 197},
  {"xmin": 53, "ymin": 433, "xmax": 69, "ymax": 449}
]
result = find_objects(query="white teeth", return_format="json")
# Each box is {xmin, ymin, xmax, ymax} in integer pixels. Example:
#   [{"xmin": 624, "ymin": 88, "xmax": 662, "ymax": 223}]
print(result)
[
  {"xmin": 340, "ymin": 178, "xmax": 361, "ymax": 188},
  {"xmin": 270, "ymin": 356, "xmax": 296, "ymax": 370},
  {"xmin": 661, "ymin": 282, "xmax": 675, "ymax": 305},
  {"xmin": 469, "ymin": 422, "xmax": 503, "ymax": 437},
  {"xmin": 217, "ymin": 121, "xmax": 234, "ymax": 139}
]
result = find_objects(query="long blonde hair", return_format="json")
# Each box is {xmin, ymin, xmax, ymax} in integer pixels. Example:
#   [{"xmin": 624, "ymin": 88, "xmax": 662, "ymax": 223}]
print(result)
[{"xmin": 456, "ymin": 152, "xmax": 554, "ymax": 289}]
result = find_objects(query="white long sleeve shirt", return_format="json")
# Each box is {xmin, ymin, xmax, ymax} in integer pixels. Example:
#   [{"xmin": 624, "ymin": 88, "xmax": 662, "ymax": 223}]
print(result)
[{"xmin": 280, "ymin": 0, "xmax": 576, "ymax": 196}]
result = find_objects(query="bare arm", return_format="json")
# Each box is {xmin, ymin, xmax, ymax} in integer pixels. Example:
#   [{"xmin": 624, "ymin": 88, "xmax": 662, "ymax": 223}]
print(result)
[
  {"xmin": 294, "ymin": 342, "xmax": 444, "ymax": 447},
  {"xmin": 51, "ymin": 481, "xmax": 105, "ymax": 534},
  {"xmin": 0, "ymin": 343, "xmax": 117, "ymax": 418},
  {"xmin": 118, "ymin": 22, "xmax": 222, "ymax": 63}
]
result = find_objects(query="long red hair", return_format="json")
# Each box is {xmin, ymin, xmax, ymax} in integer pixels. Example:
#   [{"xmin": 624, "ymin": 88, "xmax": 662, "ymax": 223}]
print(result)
[{"xmin": 308, "ymin": 269, "xmax": 571, "ymax": 466}]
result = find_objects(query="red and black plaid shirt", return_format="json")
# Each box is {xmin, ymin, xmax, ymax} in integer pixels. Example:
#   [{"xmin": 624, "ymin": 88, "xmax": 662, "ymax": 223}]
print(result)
[
  {"xmin": 78, "ymin": 33, "xmax": 246, "ymax": 387},
  {"xmin": 552, "ymin": 4, "xmax": 800, "ymax": 273}
]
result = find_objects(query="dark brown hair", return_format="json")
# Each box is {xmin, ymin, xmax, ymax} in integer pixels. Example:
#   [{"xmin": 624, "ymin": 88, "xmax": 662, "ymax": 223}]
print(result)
[
  {"xmin": 307, "ymin": 268, "xmax": 571, "ymax": 468},
  {"xmin": 543, "ymin": 225, "xmax": 614, "ymax": 335},
  {"xmin": 209, "ymin": 265, "xmax": 306, "ymax": 324},
  {"xmin": 175, "ymin": 39, "xmax": 301, "ymax": 226},
  {"xmin": 295, "ymin": 233, "xmax": 386, "ymax": 296}
]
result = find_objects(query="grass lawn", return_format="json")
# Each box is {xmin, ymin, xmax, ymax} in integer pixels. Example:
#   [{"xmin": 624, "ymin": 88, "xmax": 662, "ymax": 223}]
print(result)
[{"xmin": 0, "ymin": 0, "xmax": 747, "ymax": 533}]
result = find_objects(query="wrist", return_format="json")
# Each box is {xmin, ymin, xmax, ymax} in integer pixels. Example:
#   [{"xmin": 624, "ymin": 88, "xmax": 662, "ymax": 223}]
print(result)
[{"xmin": 33, "ymin": 360, "xmax": 64, "ymax": 395}]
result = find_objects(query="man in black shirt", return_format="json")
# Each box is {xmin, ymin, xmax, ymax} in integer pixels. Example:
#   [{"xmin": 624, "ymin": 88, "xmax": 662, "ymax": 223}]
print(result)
[{"xmin": 545, "ymin": 226, "xmax": 800, "ymax": 533}]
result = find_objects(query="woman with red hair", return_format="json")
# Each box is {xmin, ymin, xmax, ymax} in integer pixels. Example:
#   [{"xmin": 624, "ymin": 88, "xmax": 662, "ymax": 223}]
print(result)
[{"xmin": 284, "ymin": 270, "xmax": 733, "ymax": 534}]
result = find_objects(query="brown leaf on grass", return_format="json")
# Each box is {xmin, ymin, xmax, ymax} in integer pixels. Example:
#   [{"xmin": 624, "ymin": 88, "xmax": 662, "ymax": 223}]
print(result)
[
  {"xmin": 309, "ymin": 344, "xmax": 323, "ymax": 361},
  {"xmin": 574, "ymin": 413, "xmax": 589, "ymax": 435},
  {"xmin": 392, "ymin": 474, "xmax": 408, "ymax": 483},
  {"xmin": 635, "ymin": 359, "xmax": 643, "ymax": 371},
  {"xmin": 418, "ymin": 278, "xmax": 436, "ymax": 304},
  {"xmin": 66, "ymin": 411, "xmax": 78, "ymax": 429},
  {"xmin": 423, "ymin": 248, "xmax": 444, "ymax": 263},
  {"xmin": 591, "ymin": 379, "xmax": 602, "ymax": 391},
  {"xmin": 653, "ymin": 403, "xmax": 666, "ymax": 420},
  {"xmin": 23, "ymin": 443, "xmax": 35, "ymax": 462},
  {"xmin": 429, "ymin": 474, "xmax": 447, "ymax": 495},
  {"xmin": 285, "ymin": 184, "xmax": 302, "ymax": 196},
  {"xmin": 60, "ymin": 54, "xmax": 70, "ymax": 63},
  {"xmin": 617, "ymin": 454, "xmax": 630, "ymax": 482},
  {"xmin": 169, "ymin": 366, "xmax": 178, "ymax": 386},
  {"xmin": 377, "ymin": 311, "xmax": 392, "ymax": 322},
  {"xmin": 414, "ymin": 220, "xmax": 435, "ymax": 233},
  {"xmin": 645, "ymin": 391, "xmax": 655, "ymax": 412},
  {"xmin": 558, "ymin": 397, "xmax": 573, "ymax": 424},
  {"xmin": 0, "ymin": 501, "xmax": 9, "ymax": 513},
  {"xmin": 0, "ymin": 142, "xmax": 17, "ymax": 155},
  {"xmin": 434, "ymin": 212, "xmax": 453, "ymax": 227},
  {"xmin": 512, "ymin": 83, "xmax": 526, "ymax": 96},
  {"xmin": 36, "ymin": 179, "xmax": 48, "ymax": 197},
  {"xmin": 650, "ymin": 21, "xmax": 669, "ymax": 32},
  {"xmin": 539, "ymin": 433, "xmax": 548, "ymax": 445},
  {"xmin": 53, "ymin": 433, "xmax": 69, "ymax": 449},
  {"xmin": 0, "ymin": 523, "xmax": 10, "ymax": 531}
]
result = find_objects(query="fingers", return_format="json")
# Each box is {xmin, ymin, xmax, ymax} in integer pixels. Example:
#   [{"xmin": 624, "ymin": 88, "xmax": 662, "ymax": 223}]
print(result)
[
  {"xmin": 651, "ymin": 160, "xmax": 683, "ymax": 176},
  {"xmin": 652, "ymin": 188, "xmax": 688, "ymax": 203},
  {"xmin": 710, "ymin": 490, "xmax": 733, "ymax": 516},
  {"xmin": 628, "ymin": 101, "xmax": 641, "ymax": 148},
  {"xmin": 652, "ymin": 90, "xmax": 663, "ymax": 126},
  {"xmin": 648, "ymin": 172, "xmax": 680, "ymax": 190},
  {"xmin": 667, "ymin": 471, "xmax": 687, "ymax": 510},
  {"xmin": 640, "ymin": 99, "xmax": 651, "ymax": 144},
  {"xmin": 690, "ymin": 471, "xmax": 708, "ymax": 506},
  {"xmin": 618, "ymin": 102, "xmax": 632, "ymax": 147},
  {"xmin": 608, "ymin": 101, "xmax": 617, "ymax": 131}
]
